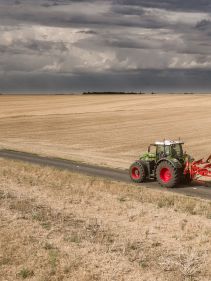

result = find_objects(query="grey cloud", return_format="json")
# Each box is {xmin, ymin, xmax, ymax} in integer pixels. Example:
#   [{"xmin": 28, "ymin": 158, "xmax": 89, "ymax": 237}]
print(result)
[
  {"xmin": 112, "ymin": 5, "xmax": 145, "ymax": 16},
  {"xmin": 195, "ymin": 19, "xmax": 211, "ymax": 30},
  {"xmin": 0, "ymin": 39, "xmax": 68, "ymax": 56},
  {"xmin": 76, "ymin": 30, "xmax": 98, "ymax": 35},
  {"xmin": 115, "ymin": 0, "xmax": 211, "ymax": 12},
  {"xmin": 40, "ymin": 0, "xmax": 94, "ymax": 7},
  {"xmin": 0, "ymin": 3, "xmax": 165, "ymax": 30},
  {"xmin": 0, "ymin": 0, "xmax": 211, "ymax": 92},
  {"xmin": 0, "ymin": 0, "xmax": 203, "ymax": 36},
  {"xmin": 26, "ymin": 40, "xmax": 68, "ymax": 52}
]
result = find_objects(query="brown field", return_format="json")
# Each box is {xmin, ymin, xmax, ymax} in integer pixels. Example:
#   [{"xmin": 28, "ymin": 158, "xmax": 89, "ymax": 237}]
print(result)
[
  {"xmin": 0, "ymin": 95, "xmax": 211, "ymax": 280},
  {"xmin": 0, "ymin": 94, "xmax": 211, "ymax": 169},
  {"xmin": 0, "ymin": 158, "xmax": 210, "ymax": 281}
]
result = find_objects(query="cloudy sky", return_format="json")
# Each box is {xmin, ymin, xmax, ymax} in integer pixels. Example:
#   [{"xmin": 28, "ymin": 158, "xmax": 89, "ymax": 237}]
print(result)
[{"xmin": 0, "ymin": 0, "xmax": 211, "ymax": 92}]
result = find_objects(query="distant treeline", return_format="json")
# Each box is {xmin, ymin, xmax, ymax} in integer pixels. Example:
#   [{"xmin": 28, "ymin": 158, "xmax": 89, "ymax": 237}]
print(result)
[{"xmin": 82, "ymin": 92, "xmax": 156, "ymax": 95}]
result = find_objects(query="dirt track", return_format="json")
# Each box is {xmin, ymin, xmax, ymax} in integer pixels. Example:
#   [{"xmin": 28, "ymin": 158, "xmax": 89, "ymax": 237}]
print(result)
[{"xmin": 0, "ymin": 149, "xmax": 210, "ymax": 200}]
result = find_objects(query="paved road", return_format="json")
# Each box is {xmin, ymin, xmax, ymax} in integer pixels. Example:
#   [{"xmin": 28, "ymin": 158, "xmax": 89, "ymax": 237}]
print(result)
[{"xmin": 0, "ymin": 149, "xmax": 210, "ymax": 200}]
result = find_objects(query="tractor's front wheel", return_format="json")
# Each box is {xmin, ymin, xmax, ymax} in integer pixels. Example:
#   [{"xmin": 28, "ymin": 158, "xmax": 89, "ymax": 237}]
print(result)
[
  {"xmin": 156, "ymin": 161, "xmax": 181, "ymax": 188},
  {"xmin": 129, "ymin": 161, "xmax": 146, "ymax": 183}
]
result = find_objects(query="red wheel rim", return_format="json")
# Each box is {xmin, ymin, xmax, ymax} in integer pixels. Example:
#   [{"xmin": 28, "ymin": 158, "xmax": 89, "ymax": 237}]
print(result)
[
  {"xmin": 160, "ymin": 168, "xmax": 172, "ymax": 183},
  {"xmin": 131, "ymin": 166, "xmax": 140, "ymax": 179}
]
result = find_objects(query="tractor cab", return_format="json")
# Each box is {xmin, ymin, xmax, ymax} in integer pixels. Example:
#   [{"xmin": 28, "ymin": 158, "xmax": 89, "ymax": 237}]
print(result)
[{"xmin": 148, "ymin": 140, "xmax": 184, "ymax": 161}]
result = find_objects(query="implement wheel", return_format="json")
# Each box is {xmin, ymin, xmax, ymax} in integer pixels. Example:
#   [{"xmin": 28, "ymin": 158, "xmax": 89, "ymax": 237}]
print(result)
[
  {"xmin": 129, "ymin": 161, "xmax": 146, "ymax": 183},
  {"xmin": 156, "ymin": 161, "xmax": 181, "ymax": 188}
]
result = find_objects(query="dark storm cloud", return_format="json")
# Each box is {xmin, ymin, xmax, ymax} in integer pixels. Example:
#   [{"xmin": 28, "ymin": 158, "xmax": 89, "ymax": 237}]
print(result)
[
  {"xmin": 0, "ymin": 1, "xmax": 205, "ymax": 33},
  {"xmin": 195, "ymin": 19, "xmax": 211, "ymax": 31},
  {"xmin": 0, "ymin": 0, "xmax": 211, "ymax": 92},
  {"xmin": 1, "ymin": 69, "xmax": 211, "ymax": 93},
  {"xmin": 112, "ymin": 5, "xmax": 145, "ymax": 16},
  {"xmin": 0, "ymin": 39, "xmax": 68, "ymax": 55},
  {"xmin": 0, "ymin": 1, "xmax": 165, "ymax": 30},
  {"xmin": 115, "ymin": 0, "xmax": 211, "ymax": 12}
]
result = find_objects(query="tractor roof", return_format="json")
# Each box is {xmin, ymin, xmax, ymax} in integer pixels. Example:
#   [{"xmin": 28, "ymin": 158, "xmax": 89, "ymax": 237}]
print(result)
[{"xmin": 154, "ymin": 140, "xmax": 184, "ymax": 146}]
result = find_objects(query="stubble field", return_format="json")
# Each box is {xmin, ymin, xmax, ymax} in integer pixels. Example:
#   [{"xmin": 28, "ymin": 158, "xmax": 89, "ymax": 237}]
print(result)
[
  {"xmin": 0, "ymin": 158, "xmax": 210, "ymax": 281},
  {"xmin": 0, "ymin": 94, "xmax": 211, "ymax": 169}
]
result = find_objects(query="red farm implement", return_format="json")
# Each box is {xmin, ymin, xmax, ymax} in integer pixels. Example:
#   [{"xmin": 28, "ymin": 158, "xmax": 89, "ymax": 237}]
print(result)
[{"xmin": 186, "ymin": 155, "xmax": 211, "ymax": 182}]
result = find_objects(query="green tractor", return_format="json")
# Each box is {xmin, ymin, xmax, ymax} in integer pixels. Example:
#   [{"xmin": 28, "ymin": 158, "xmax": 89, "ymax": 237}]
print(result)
[{"xmin": 129, "ymin": 140, "xmax": 192, "ymax": 188}]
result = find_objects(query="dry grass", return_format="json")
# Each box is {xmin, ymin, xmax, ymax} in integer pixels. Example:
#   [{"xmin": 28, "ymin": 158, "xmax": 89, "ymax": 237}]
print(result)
[
  {"xmin": 0, "ymin": 95, "xmax": 211, "ymax": 169},
  {"xmin": 0, "ymin": 158, "xmax": 210, "ymax": 281}
]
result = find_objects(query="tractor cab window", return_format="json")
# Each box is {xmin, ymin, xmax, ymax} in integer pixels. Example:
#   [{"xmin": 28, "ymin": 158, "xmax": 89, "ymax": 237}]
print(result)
[
  {"xmin": 156, "ymin": 145, "xmax": 170, "ymax": 158},
  {"xmin": 171, "ymin": 144, "xmax": 183, "ymax": 158},
  {"xmin": 148, "ymin": 145, "xmax": 156, "ymax": 154}
]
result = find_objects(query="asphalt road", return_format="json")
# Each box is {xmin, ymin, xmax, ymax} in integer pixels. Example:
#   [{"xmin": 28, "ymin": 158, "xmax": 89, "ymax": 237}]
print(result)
[{"xmin": 0, "ymin": 149, "xmax": 210, "ymax": 200}]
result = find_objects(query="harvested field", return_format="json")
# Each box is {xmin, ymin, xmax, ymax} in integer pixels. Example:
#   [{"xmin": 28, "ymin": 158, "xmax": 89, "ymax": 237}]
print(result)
[
  {"xmin": 0, "ymin": 94, "xmax": 211, "ymax": 169},
  {"xmin": 0, "ymin": 158, "xmax": 210, "ymax": 281}
]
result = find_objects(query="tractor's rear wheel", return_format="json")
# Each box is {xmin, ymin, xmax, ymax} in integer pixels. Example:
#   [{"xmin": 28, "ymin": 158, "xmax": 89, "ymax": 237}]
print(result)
[
  {"xmin": 156, "ymin": 161, "xmax": 181, "ymax": 188},
  {"xmin": 129, "ymin": 161, "xmax": 146, "ymax": 183}
]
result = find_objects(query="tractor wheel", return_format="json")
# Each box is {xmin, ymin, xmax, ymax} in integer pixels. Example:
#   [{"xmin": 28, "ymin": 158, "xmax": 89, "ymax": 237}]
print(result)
[
  {"xmin": 129, "ymin": 161, "xmax": 147, "ymax": 183},
  {"xmin": 156, "ymin": 161, "xmax": 181, "ymax": 188}
]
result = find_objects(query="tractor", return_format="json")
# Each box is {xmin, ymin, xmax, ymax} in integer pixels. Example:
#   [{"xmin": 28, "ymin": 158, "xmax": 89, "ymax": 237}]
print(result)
[{"xmin": 129, "ymin": 140, "xmax": 211, "ymax": 188}]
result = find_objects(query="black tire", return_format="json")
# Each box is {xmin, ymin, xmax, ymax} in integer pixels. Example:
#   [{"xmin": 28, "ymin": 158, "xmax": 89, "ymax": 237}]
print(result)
[
  {"xmin": 129, "ymin": 161, "xmax": 147, "ymax": 183},
  {"xmin": 156, "ymin": 161, "xmax": 181, "ymax": 188}
]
